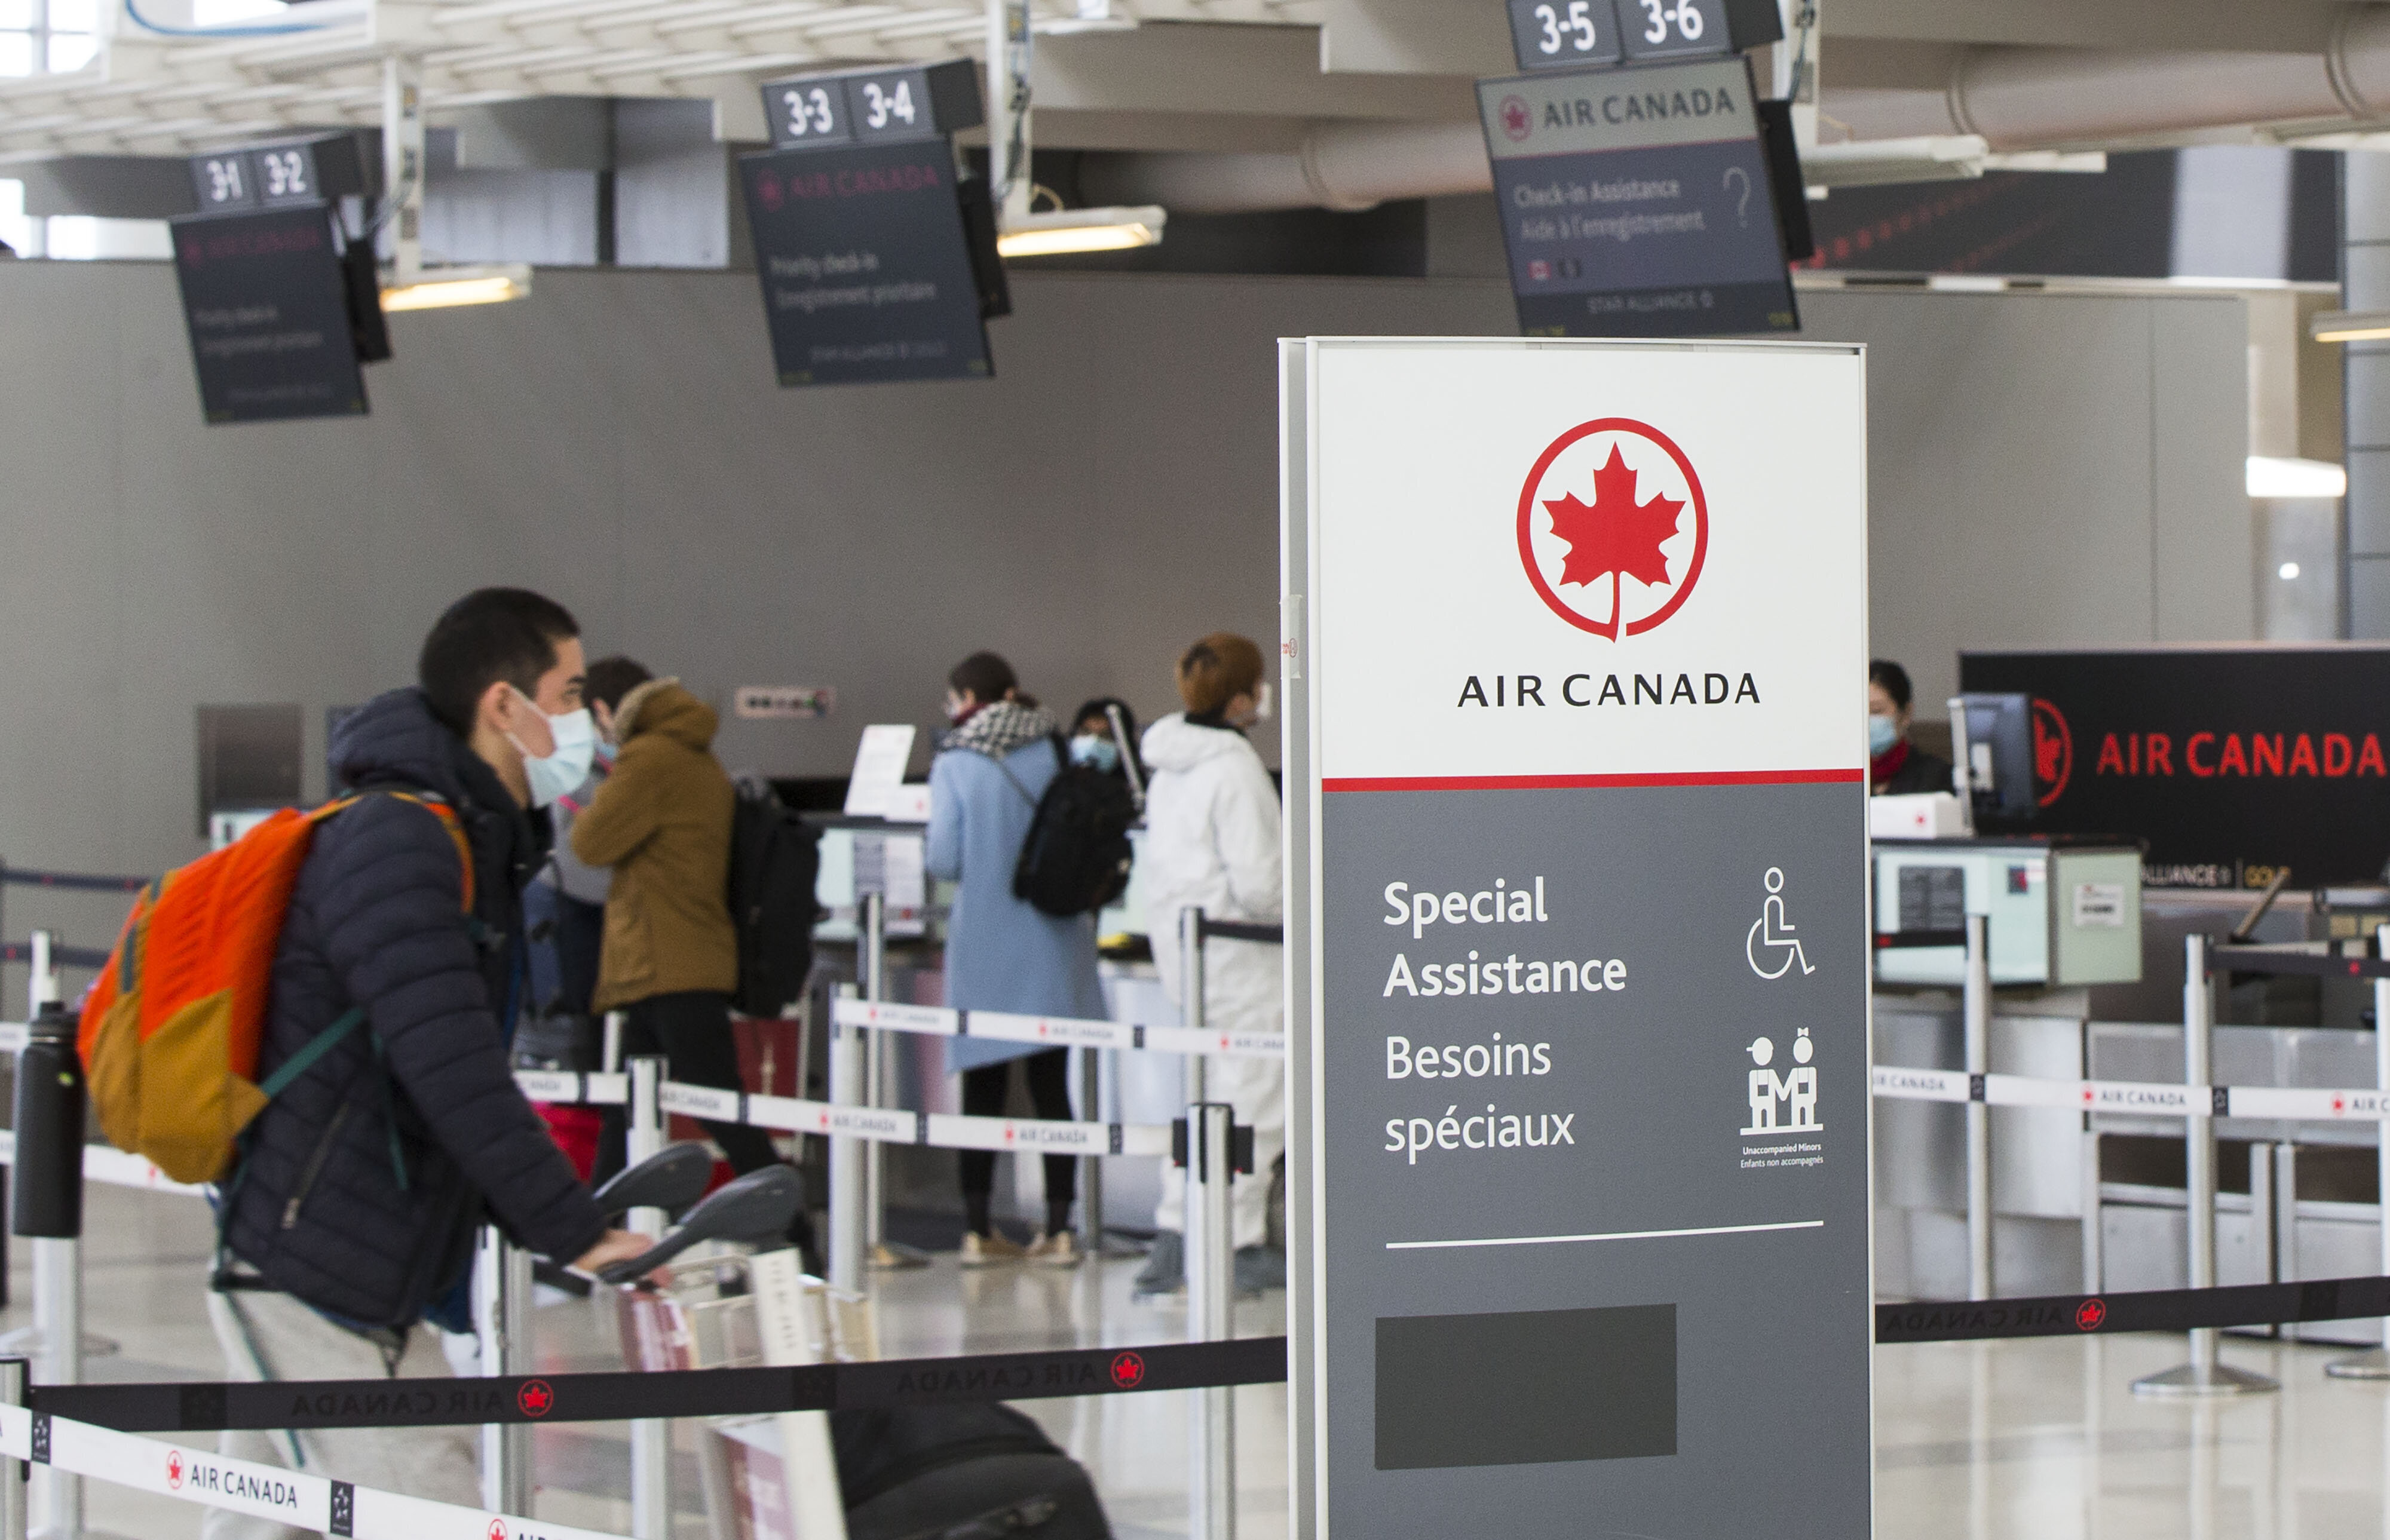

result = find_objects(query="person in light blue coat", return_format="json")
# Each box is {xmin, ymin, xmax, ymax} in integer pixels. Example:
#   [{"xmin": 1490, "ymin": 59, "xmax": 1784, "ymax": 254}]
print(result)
[{"xmin": 926, "ymin": 651, "xmax": 1108, "ymax": 1267}]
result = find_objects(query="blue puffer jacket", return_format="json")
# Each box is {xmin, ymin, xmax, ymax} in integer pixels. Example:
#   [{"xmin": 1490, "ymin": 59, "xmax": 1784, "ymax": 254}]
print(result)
[{"xmin": 219, "ymin": 688, "xmax": 610, "ymax": 1328}]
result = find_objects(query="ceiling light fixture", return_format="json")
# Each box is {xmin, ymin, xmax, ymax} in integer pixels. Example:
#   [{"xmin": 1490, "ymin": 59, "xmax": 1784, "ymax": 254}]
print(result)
[
  {"xmin": 2245, "ymin": 455, "xmax": 2348, "ymax": 499},
  {"xmin": 2311, "ymin": 309, "xmax": 2390, "ymax": 343},
  {"xmin": 379, "ymin": 263, "xmax": 532, "ymax": 312},
  {"xmin": 996, "ymin": 205, "xmax": 1167, "ymax": 259}
]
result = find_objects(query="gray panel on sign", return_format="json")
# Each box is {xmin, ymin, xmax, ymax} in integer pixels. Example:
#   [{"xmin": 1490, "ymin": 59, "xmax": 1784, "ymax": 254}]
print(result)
[
  {"xmin": 1897, "ymin": 865, "xmax": 1965, "ymax": 931},
  {"xmin": 1374, "ymin": 1303, "xmax": 1675, "ymax": 1470}
]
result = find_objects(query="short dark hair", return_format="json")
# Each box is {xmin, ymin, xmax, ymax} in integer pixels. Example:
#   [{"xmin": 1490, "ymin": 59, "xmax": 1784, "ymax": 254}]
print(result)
[
  {"xmin": 418, "ymin": 588, "xmax": 580, "ymax": 735},
  {"xmin": 949, "ymin": 651, "xmax": 1018, "ymax": 704},
  {"xmin": 1869, "ymin": 659, "xmax": 1914, "ymax": 713},
  {"xmin": 586, "ymin": 655, "xmax": 654, "ymax": 714}
]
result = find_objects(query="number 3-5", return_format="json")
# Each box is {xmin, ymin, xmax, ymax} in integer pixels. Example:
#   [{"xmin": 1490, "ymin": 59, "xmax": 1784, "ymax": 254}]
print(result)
[{"xmin": 1533, "ymin": 0, "xmax": 1598, "ymax": 53}]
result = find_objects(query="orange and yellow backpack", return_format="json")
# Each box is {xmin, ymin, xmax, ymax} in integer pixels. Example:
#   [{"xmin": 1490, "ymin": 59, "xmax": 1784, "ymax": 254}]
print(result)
[{"xmin": 77, "ymin": 792, "xmax": 472, "ymax": 1185}]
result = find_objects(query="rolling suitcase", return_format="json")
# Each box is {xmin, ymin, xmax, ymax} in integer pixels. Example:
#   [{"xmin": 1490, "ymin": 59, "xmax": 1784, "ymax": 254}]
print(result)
[{"xmin": 832, "ymin": 1405, "xmax": 1113, "ymax": 1540}]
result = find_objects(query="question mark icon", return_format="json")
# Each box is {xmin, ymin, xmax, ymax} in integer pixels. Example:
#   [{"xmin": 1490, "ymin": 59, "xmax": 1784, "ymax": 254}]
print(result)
[{"xmin": 1723, "ymin": 166, "xmax": 1752, "ymax": 226}]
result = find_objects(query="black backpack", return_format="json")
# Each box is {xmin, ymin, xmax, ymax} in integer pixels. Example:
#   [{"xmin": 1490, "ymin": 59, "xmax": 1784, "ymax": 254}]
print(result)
[
  {"xmin": 998, "ymin": 741, "xmax": 1138, "ymax": 919},
  {"xmin": 726, "ymin": 775, "xmax": 823, "ymax": 1017}
]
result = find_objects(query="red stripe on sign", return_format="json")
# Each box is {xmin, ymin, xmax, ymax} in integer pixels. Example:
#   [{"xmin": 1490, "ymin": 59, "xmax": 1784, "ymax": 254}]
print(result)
[{"xmin": 1321, "ymin": 768, "xmax": 1864, "ymax": 792}]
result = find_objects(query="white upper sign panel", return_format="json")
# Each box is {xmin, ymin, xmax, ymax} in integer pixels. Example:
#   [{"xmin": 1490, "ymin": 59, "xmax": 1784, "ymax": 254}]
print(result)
[{"xmin": 1303, "ymin": 338, "xmax": 1868, "ymax": 786}]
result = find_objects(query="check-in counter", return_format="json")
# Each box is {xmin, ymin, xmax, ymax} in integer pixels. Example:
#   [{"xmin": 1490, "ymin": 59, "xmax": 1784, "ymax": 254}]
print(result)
[{"xmin": 1873, "ymin": 836, "xmax": 2143, "ymax": 988}]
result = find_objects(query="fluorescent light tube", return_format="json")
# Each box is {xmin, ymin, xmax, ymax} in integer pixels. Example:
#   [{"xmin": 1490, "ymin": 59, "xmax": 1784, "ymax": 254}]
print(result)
[
  {"xmin": 2311, "ymin": 309, "xmax": 2390, "ymax": 343},
  {"xmin": 2246, "ymin": 456, "xmax": 2348, "ymax": 499},
  {"xmin": 996, "ymin": 205, "xmax": 1167, "ymax": 259},
  {"xmin": 381, "ymin": 264, "xmax": 532, "ymax": 312}
]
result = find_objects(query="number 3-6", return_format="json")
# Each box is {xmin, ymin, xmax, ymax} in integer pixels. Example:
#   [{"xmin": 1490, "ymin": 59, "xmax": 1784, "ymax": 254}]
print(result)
[
  {"xmin": 1640, "ymin": 0, "xmax": 1705, "ymax": 42},
  {"xmin": 1533, "ymin": 0, "xmax": 1598, "ymax": 53}
]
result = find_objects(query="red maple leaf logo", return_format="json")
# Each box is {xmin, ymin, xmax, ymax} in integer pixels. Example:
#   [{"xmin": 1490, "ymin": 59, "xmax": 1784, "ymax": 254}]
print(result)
[
  {"xmin": 1516, "ymin": 418, "xmax": 1709, "ymax": 639},
  {"xmin": 517, "ymin": 1379, "xmax": 554, "ymax": 1418},
  {"xmin": 1545, "ymin": 445, "xmax": 1685, "ymax": 627},
  {"xmin": 1110, "ymin": 1351, "xmax": 1146, "ymax": 1389}
]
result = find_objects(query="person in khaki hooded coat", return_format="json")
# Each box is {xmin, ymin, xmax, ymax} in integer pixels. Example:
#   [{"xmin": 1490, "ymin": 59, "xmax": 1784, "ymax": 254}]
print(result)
[{"xmin": 572, "ymin": 663, "xmax": 808, "ymax": 1260}]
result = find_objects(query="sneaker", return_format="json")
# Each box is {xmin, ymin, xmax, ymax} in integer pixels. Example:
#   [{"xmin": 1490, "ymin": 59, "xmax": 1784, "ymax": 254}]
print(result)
[
  {"xmin": 1133, "ymin": 1231, "xmax": 1185, "ymax": 1296},
  {"xmin": 1026, "ymin": 1231, "xmax": 1084, "ymax": 1269},
  {"xmin": 1234, "ymin": 1244, "xmax": 1287, "ymax": 1296},
  {"xmin": 960, "ymin": 1231, "xmax": 1026, "ymax": 1268}
]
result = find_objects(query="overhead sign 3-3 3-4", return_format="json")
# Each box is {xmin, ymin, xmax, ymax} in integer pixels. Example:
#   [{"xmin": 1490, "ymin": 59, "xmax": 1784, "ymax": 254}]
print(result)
[
  {"xmin": 740, "ymin": 60, "xmax": 1010, "ymax": 389},
  {"xmin": 170, "ymin": 133, "xmax": 390, "ymax": 425},
  {"xmin": 1485, "ymin": 0, "xmax": 1810, "ymax": 339}
]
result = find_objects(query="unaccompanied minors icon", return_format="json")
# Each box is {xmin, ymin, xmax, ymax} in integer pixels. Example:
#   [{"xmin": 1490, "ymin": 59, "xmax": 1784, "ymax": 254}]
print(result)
[{"xmin": 1743, "ymin": 1030, "xmax": 1821, "ymax": 1136}]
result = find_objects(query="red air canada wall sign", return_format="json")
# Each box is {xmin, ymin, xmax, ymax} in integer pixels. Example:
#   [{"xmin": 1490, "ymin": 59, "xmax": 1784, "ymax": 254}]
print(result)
[{"xmin": 1959, "ymin": 648, "xmax": 2390, "ymax": 889}]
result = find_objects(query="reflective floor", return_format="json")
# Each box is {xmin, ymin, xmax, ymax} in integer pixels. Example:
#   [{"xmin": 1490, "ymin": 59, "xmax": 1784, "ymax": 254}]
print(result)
[{"xmin": 32, "ymin": 1181, "xmax": 2390, "ymax": 1538}]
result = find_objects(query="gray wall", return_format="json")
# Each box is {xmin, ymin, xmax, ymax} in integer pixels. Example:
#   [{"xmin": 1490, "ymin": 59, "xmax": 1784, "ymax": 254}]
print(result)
[
  {"xmin": 0, "ymin": 264, "xmax": 2247, "ymax": 903},
  {"xmin": 1803, "ymin": 285, "xmax": 2253, "ymax": 711}
]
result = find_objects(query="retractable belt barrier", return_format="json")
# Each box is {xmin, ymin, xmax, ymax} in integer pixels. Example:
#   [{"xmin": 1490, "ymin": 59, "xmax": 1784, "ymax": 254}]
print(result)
[
  {"xmin": 1877, "ymin": 1274, "xmax": 2390, "ymax": 1344},
  {"xmin": 652, "ymin": 1079, "xmax": 1175, "ymax": 1158},
  {"xmin": 0, "ymin": 867, "xmax": 149, "ymax": 894},
  {"xmin": 1871, "ymin": 1065, "xmax": 2390, "ymax": 1121},
  {"xmin": 36, "ymin": 1336, "xmax": 1294, "ymax": 1432},
  {"xmin": 41, "ymin": 1264, "xmax": 2390, "ymax": 1439},
  {"xmin": 0, "ymin": 1398, "xmax": 629, "ymax": 1540},
  {"xmin": 832, "ymin": 998, "xmax": 1287, "ymax": 1061},
  {"xmin": 0, "ymin": 943, "xmax": 107, "ymax": 970}
]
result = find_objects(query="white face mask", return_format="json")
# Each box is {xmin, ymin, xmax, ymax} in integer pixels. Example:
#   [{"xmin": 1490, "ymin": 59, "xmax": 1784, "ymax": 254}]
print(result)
[
  {"xmin": 1252, "ymin": 682, "xmax": 1273, "ymax": 722},
  {"xmin": 507, "ymin": 691, "xmax": 597, "ymax": 808}
]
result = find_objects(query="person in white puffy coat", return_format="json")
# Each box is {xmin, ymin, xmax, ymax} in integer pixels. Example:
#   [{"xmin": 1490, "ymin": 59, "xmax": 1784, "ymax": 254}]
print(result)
[{"xmin": 1134, "ymin": 632, "xmax": 1287, "ymax": 1296}]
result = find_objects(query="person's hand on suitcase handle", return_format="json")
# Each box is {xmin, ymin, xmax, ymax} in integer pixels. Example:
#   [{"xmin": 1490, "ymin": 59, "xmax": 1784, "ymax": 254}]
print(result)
[
  {"xmin": 593, "ymin": 1165, "xmax": 805, "ymax": 1286},
  {"xmin": 573, "ymin": 1228, "xmax": 670, "ymax": 1284}
]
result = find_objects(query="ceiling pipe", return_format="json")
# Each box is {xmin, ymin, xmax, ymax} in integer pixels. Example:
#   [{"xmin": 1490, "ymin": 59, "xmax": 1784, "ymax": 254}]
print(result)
[
  {"xmin": 1080, "ymin": 118, "xmax": 1492, "ymax": 214},
  {"xmin": 1083, "ymin": 4, "xmax": 2390, "ymax": 215},
  {"xmin": 1841, "ymin": 8, "xmax": 2390, "ymax": 148}
]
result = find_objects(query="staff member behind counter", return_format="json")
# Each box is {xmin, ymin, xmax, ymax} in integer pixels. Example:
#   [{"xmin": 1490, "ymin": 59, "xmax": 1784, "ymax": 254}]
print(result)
[{"xmin": 1870, "ymin": 659, "xmax": 1953, "ymax": 796}]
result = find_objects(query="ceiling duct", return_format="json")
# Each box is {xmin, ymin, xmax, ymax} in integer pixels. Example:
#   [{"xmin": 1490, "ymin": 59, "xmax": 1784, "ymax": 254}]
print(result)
[{"xmin": 1087, "ymin": 6, "xmax": 2390, "ymax": 216}]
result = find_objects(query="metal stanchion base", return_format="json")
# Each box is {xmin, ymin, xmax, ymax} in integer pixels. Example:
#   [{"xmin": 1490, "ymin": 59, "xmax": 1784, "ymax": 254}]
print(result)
[
  {"xmin": 0, "ymin": 1326, "xmax": 116, "ymax": 1360},
  {"xmin": 2324, "ymin": 1348, "xmax": 2390, "ymax": 1379},
  {"xmin": 2131, "ymin": 1362, "xmax": 2279, "ymax": 1398},
  {"xmin": 868, "ymin": 1241, "xmax": 931, "ymax": 1271}
]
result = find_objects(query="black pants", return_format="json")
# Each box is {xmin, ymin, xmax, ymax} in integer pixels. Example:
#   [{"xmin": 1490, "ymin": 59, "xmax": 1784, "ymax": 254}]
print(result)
[
  {"xmin": 958, "ymin": 1048, "xmax": 1078, "ymax": 1202},
  {"xmin": 593, "ymin": 990, "xmax": 783, "ymax": 1188}
]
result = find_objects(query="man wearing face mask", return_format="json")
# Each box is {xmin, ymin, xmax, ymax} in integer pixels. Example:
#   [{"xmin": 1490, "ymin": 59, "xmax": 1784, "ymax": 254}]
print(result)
[
  {"xmin": 1067, "ymin": 697, "xmax": 1142, "ymax": 786},
  {"xmin": 1870, "ymin": 658, "xmax": 1954, "ymax": 796},
  {"xmin": 207, "ymin": 590, "xmax": 652, "ymax": 1532},
  {"xmin": 570, "ymin": 660, "xmax": 817, "ymax": 1260}
]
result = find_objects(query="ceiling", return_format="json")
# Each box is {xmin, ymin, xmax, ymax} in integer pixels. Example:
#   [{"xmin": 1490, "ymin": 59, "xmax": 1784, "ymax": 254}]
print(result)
[{"xmin": 0, "ymin": 0, "xmax": 2378, "ymax": 180}]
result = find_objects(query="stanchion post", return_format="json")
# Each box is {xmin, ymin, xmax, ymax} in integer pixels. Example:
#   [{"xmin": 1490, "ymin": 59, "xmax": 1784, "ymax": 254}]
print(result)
[
  {"xmin": 625, "ymin": 1054, "xmax": 670, "ymax": 1540},
  {"xmin": 24, "ymin": 934, "xmax": 56, "ymax": 1013},
  {"xmin": 863, "ymin": 892, "xmax": 885, "ymax": 1255},
  {"xmin": 2134, "ymin": 933, "xmax": 2276, "ymax": 1398},
  {"xmin": 2327, "ymin": 922, "xmax": 2390, "ymax": 1378},
  {"xmin": 857, "ymin": 895, "xmax": 923, "ymax": 1272},
  {"xmin": 1186, "ymin": 1100, "xmax": 1236, "ymax": 1540},
  {"xmin": 9, "ymin": 1000, "xmax": 81, "ymax": 1539},
  {"xmin": 476, "ymin": 1226, "xmax": 533, "ymax": 1515},
  {"xmin": 1179, "ymin": 907, "xmax": 1207, "ymax": 1105},
  {"xmin": 829, "ymin": 983, "xmax": 866, "ymax": 1295},
  {"xmin": 1179, "ymin": 905, "xmax": 1234, "ymax": 1540},
  {"xmin": 1080, "ymin": 1047, "xmax": 1105, "ymax": 1255},
  {"xmin": 0, "ymin": 1358, "xmax": 23, "ymax": 1540},
  {"xmin": 1962, "ymin": 913, "xmax": 1992, "ymax": 1302}
]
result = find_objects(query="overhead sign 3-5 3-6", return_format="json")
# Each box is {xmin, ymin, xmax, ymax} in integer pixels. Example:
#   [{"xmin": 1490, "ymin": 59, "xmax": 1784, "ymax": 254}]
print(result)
[{"xmin": 1281, "ymin": 335, "xmax": 1870, "ymax": 1537}]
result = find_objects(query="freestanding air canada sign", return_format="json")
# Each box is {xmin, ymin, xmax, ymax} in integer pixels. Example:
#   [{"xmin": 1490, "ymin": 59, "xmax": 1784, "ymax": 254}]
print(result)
[{"xmin": 1280, "ymin": 338, "xmax": 1871, "ymax": 1537}]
